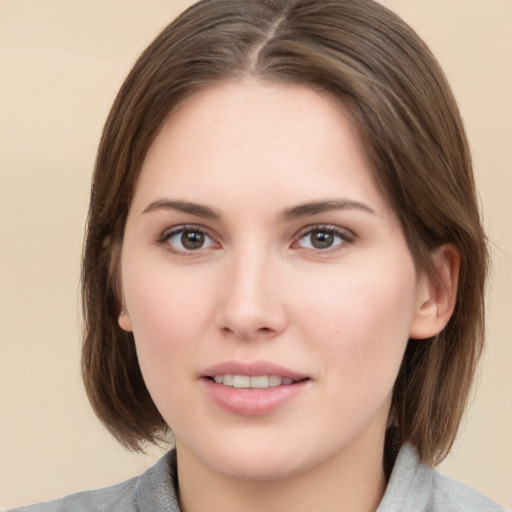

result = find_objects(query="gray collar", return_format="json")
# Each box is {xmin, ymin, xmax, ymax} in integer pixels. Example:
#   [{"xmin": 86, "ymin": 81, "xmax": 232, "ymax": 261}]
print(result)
[{"xmin": 132, "ymin": 443, "xmax": 504, "ymax": 512}]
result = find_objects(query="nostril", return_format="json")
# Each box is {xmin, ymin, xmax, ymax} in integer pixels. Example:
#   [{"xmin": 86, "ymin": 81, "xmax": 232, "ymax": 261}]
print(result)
[{"xmin": 221, "ymin": 325, "xmax": 275, "ymax": 337}]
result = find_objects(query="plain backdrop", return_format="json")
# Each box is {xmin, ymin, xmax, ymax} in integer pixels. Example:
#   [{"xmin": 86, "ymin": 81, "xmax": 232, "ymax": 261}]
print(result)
[{"xmin": 1, "ymin": 0, "xmax": 511, "ymax": 509}]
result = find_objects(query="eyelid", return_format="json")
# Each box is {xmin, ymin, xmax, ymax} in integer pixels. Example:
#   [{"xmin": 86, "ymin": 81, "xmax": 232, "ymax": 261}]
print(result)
[
  {"xmin": 292, "ymin": 224, "xmax": 356, "ymax": 252},
  {"xmin": 158, "ymin": 224, "xmax": 220, "ymax": 254}
]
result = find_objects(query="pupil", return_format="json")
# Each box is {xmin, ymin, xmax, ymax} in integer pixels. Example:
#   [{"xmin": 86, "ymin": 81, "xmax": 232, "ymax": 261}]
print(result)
[
  {"xmin": 312, "ymin": 231, "xmax": 333, "ymax": 249},
  {"xmin": 182, "ymin": 231, "xmax": 204, "ymax": 250}
]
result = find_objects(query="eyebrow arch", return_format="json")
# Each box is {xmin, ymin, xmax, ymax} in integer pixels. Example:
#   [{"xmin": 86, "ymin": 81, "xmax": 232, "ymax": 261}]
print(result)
[
  {"xmin": 142, "ymin": 199, "xmax": 221, "ymax": 219},
  {"xmin": 281, "ymin": 199, "xmax": 376, "ymax": 221}
]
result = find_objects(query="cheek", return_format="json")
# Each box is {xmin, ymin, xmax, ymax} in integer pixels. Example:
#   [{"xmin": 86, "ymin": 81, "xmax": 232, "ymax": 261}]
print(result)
[
  {"xmin": 298, "ymin": 256, "xmax": 418, "ymax": 390},
  {"xmin": 120, "ymin": 254, "xmax": 217, "ymax": 400},
  {"xmin": 122, "ymin": 246, "xmax": 215, "ymax": 340}
]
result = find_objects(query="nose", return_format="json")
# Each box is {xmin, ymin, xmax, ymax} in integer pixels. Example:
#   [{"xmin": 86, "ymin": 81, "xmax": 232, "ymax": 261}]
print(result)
[{"xmin": 215, "ymin": 248, "xmax": 288, "ymax": 340}]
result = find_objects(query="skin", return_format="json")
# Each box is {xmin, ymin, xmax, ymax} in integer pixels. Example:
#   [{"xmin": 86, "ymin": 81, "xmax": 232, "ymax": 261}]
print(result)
[{"xmin": 119, "ymin": 79, "xmax": 457, "ymax": 512}]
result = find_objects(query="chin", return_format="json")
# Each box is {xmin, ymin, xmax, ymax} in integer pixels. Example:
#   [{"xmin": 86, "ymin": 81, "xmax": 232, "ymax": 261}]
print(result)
[
  {"xmin": 191, "ymin": 434, "xmax": 325, "ymax": 482},
  {"xmin": 214, "ymin": 453, "xmax": 308, "ymax": 482}
]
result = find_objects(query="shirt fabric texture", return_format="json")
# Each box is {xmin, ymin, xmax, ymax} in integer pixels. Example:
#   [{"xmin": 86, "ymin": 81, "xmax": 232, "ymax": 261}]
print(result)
[{"xmin": 8, "ymin": 443, "xmax": 505, "ymax": 511}]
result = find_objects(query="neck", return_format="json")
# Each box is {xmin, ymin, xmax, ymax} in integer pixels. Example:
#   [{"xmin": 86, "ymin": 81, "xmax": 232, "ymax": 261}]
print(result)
[{"xmin": 176, "ymin": 435, "xmax": 387, "ymax": 512}]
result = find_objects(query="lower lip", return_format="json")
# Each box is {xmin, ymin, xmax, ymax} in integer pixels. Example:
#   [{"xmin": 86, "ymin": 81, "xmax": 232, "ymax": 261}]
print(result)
[{"xmin": 201, "ymin": 378, "xmax": 309, "ymax": 416}]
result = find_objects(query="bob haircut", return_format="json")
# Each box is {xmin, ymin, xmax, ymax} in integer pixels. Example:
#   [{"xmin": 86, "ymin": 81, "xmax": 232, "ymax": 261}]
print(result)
[{"xmin": 82, "ymin": 0, "xmax": 488, "ymax": 466}]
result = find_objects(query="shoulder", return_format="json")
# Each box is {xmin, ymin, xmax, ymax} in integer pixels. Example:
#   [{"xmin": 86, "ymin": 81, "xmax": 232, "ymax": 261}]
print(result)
[
  {"xmin": 429, "ymin": 471, "xmax": 506, "ymax": 512},
  {"xmin": 378, "ymin": 443, "xmax": 506, "ymax": 512},
  {"xmin": 6, "ymin": 477, "xmax": 138, "ymax": 512},
  {"xmin": 6, "ymin": 451, "xmax": 180, "ymax": 512}
]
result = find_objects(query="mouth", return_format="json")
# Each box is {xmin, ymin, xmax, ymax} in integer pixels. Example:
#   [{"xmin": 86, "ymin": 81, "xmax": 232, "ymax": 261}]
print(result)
[
  {"xmin": 207, "ymin": 374, "xmax": 307, "ymax": 389},
  {"xmin": 200, "ymin": 361, "xmax": 311, "ymax": 416}
]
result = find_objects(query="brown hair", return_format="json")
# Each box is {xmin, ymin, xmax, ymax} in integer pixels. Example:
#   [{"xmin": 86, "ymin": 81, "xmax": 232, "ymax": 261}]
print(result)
[{"xmin": 82, "ymin": 0, "xmax": 488, "ymax": 465}]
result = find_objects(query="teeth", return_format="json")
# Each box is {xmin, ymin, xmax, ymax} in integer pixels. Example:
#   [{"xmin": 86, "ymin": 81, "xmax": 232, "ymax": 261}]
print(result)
[
  {"xmin": 233, "ymin": 375, "xmax": 250, "ymax": 388},
  {"xmin": 212, "ymin": 374, "xmax": 296, "ymax": 389},
  {"xmin": 250, "ymin": 375, "xmax": 269, "ymax": 389},
  {"xmin": 268, "ymin": 375, "xmax": 282, "ymax": 387}
]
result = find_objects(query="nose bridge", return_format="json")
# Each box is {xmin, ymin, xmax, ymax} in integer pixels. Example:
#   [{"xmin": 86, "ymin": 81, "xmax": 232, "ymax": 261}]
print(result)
[{"xmin": 217, "ymin": 242, "xmax": 286, "ymax": 338}]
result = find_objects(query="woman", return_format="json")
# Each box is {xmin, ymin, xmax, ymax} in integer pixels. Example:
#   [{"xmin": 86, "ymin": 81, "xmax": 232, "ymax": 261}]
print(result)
[{"xmin": 9, "ymin": 0, "xmax": 505, "ymax": 510}]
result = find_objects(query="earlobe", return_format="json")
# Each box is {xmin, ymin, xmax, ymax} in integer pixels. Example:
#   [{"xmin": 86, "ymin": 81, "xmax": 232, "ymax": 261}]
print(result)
[
  {"xmin": 118, "ymin": 310, "xmax": 133, "ymax": 332},
  {"xmin": 115, "ymin": 252, "xmax": 133, "ymax": 332},
  {"xmin": 409, "ymin": 244, "xmax": 460, "ymax": 340}
]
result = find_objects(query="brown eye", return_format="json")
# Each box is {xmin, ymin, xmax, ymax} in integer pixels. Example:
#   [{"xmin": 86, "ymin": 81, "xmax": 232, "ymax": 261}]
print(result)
[
  {"xmin": 181, "ymin": 230, "xmax": 205, "ymax": 250},
  {"xmin": 296, "ymin": 227, "xmax": 349, "ymax": 251},
  {"xmin": 309, "ymin": 230, "xmax": 335, "ymax": 249},
  {"xmin": 164, "ymin": 227, "xmax": 215, "ymax": 252}
]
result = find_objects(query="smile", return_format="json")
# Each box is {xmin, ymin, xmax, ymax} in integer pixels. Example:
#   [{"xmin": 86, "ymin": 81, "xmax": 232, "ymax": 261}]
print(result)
[
  {"xmin": 202, "ymin": 376, "xmax": 309, "ymax": 416},
  {"xmin": 200, "ymin": 361, "xmax": 310, "ymax": 415},
  {"xmin": 212, "ymin": 375, "xmax": 296, "ymax": 388}
]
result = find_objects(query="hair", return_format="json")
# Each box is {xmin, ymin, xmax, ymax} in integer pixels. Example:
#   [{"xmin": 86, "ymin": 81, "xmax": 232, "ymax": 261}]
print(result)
[{"xmin": 82, "ymin": 0, "xmax": 488, "ymax": 466}]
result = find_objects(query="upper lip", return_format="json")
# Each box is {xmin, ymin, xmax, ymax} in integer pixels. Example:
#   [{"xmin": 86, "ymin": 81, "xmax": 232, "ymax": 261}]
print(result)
[{"xmin": 200, "ymin": 360, "xmax": 309, "ymax": 381}]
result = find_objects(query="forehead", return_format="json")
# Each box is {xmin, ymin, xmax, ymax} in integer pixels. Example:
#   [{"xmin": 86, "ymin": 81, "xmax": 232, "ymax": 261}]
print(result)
[{"xmin": 130, "ymin": 79, "xmax": 388, "ymax": 219}]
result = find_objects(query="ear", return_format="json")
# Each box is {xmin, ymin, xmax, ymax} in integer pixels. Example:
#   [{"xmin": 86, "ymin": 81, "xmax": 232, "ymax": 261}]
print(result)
[
  {"xmin": 118, "ymin": 310, "xmax": 133, "ymax": 332},
  {"xmin": 116, "ymin": 275, "xmax": 132, "ymax": 332},
  {"xmin": 116, "ymin": 279, "xmax": 133, "ymax": 333},
  {"xmin": 409, "ymin": 244, "xmax": 460, "ymax": 340},
  {"xmin": 115, "ymin": 252, "xmax": 133, "ymax": 332}
]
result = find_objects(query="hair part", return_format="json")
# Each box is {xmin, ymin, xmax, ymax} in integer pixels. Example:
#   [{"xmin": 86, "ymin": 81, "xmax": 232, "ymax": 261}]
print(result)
[{"xmin": 82, "ymin": 0, "xmax": 488, "ymax": 464}]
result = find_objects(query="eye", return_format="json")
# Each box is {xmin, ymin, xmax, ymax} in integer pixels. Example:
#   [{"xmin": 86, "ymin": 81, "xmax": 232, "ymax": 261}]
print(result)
[
  {"xmin": 295, "ymin": 226, "xmax": 352, "ymax": 251},
  {"xmin": 162, "ymin": 226, "xmax": 216, "ymax": 253}
]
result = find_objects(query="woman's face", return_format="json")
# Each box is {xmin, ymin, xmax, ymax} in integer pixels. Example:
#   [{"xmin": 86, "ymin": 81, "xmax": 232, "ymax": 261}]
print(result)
[{"xmin": 120, "ymin": 80, "xmax": 429, "ymax": 480}]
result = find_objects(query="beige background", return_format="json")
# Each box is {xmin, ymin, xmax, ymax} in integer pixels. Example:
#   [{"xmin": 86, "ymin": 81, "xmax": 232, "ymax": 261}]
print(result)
[{"xmin": 1, "ymin": 0, "xmax": 511, "ymax": 509}]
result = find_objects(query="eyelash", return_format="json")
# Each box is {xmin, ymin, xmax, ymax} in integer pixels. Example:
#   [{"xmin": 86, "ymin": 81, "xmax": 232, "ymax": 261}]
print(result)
[
  {"xmin": 158, "ymin": 224, "xmax": 355, "ymax": 256},
  {"xmin": 159, "ymin": 225, "xmax": 218, "ymax": 255},
  {"xmin": 293, "ymin": 225, "xmax": 355, "ymax": 254}
]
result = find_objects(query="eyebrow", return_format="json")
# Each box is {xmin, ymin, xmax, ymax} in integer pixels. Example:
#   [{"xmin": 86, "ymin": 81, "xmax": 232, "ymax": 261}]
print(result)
[
  {"xmin": 141, "ymin": 198, "xmax": 375, "ymax": 221},
  {"xmin": 280, "ymin": 199, "xmax": 376, "ymax": 221},
  {"xmin": 142, "ymin": 199, "xmax": 221, "ymax": 219}
]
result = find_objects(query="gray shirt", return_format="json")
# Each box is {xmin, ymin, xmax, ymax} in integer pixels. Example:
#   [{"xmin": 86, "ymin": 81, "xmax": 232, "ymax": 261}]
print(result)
[{"xmin": 8, "ymin": 443, "xmax": 505, "ymax": 511}]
